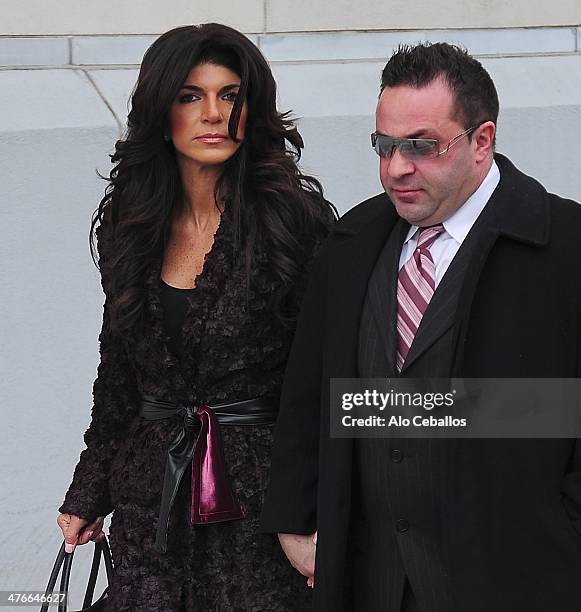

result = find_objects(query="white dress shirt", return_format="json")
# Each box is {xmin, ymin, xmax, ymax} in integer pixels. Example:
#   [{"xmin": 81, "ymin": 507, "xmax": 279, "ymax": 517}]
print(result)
[{"xmin": 398, "ymin": 161, "xmax": 501, "ymax": 286}]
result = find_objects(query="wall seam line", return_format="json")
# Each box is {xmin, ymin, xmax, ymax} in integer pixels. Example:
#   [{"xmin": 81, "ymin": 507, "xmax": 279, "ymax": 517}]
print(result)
[
  {"xmin": 81, "ymin": 68, "xmax": 123, "ymax": 133},
  {"xmin": 263, "ymin": 0, "xmax": 268, "ymax": 34}
]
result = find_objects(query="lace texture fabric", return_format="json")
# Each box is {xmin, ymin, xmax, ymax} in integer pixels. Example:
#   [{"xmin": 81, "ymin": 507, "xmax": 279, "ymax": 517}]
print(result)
[{"xmin": 60, "ymin": 204, "xmax": 327, "ymax": 611}]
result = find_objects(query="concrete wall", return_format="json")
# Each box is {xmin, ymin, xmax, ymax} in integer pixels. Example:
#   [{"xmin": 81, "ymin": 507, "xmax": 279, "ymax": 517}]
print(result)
[
  {"xmin": 268, "ymin": 0, "xmax": 581, "ymax": 30},
  {"xmin": 1, "ymin": 4, "xmax": 581, "ymax": 605},
  {"xmin": 2, "ymin": 0, "xmax": 580, "ymax": 34},
  {"xmin": 0, "ymin": 0, "xmax": 265, "ymax": 35}
]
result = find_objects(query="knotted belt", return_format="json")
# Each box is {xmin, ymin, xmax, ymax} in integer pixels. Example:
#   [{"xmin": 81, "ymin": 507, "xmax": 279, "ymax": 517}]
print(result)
[{"xmin": 140, "ymin": 395, "xmax": 277, "ymax": 553}]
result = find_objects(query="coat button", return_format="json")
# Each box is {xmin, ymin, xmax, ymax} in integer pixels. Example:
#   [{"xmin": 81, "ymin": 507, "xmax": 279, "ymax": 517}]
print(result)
[
  {"xmin": 391, "ymin": 449, "xmax": 403, "ymax": 463},
  {"xmin": 395, "ymin": 518, "xmax": 410, "ymax": 533}
]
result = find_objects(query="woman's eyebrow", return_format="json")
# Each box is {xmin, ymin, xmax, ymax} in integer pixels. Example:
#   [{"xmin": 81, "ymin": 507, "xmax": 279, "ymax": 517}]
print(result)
[
  {"xmin": 180, "ymin": 83, "xmax": 241, "ymax": 93},
  {"xmin": 180, "ymin": 84, "xmax": 203, "ymax": 93}
]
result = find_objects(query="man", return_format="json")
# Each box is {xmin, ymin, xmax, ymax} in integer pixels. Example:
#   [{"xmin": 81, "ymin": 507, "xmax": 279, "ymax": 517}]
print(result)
[{"xmin": 261, "ymin": 43, "xmax": 581, "ymax": 612}]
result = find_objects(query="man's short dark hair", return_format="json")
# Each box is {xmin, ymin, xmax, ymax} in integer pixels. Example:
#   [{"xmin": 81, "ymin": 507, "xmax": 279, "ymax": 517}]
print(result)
[{"xmin": 380, "ymin": 43, "xmax": 499, "ymax": 133}]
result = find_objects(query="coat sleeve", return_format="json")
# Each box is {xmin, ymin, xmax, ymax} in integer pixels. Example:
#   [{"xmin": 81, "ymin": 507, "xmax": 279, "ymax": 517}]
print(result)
[
  {"xmin": 561, "ymin": 309, "xmax": 581, "ymax": 534},
  {"xmin": 260, "ymin": 241, "xmax": 330, "ymax": 534},
  {"xmin": 58, "ymin": 224, "xmax": 140, "ymax": 521}
]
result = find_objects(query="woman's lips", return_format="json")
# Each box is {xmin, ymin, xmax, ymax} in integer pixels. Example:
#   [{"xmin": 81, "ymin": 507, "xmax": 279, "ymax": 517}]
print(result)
[{"xmin": 195, "ymin": 134, "xmax": 227, "ymax": 144}]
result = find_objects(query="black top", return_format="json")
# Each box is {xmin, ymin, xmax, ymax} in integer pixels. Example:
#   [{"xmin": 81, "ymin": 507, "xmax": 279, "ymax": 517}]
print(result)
[{"xmin": 159, "ymin": 279, "xmax": 194, "ymax": 361}]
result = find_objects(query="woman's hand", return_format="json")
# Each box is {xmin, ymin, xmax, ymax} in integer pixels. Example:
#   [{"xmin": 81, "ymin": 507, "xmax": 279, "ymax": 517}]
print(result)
[
  {"xmin": 278, "ymin": 531, "xmax": 317, "ymax": 587},
  {"xmin": 57, "ymin": 513, "xmax": 105, "ymax": 553}
]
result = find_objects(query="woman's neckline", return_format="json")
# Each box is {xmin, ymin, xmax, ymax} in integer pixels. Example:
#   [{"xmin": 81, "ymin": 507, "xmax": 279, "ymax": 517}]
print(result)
[{"xmin": 160, "ymin": 278, "xmax": 197, "ymax": 292}]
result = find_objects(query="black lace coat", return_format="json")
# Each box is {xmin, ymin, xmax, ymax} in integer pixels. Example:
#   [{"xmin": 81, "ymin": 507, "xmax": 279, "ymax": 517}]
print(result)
[{"xmin": 60, "ymin": 204, "xmax": 326, "ymax": 611}]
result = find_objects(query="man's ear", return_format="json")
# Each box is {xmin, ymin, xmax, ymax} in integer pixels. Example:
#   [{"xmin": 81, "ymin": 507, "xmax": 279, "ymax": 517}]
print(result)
[{"xmin": 473, "ymin": 121, "xmax": 496, "ymax": 162}]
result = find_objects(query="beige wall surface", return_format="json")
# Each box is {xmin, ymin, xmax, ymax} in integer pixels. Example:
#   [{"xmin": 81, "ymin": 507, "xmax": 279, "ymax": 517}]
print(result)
[
  {"xmin": 2, "ymin": 0, "xmax": 580, "ymax": 35},
  {"xmin": 266, "ymin": 0, "xmax": 581, "ymax": 32},
  {"xmin": 0, "ymin": 0, "xmax": 265, "ymax": 35}
]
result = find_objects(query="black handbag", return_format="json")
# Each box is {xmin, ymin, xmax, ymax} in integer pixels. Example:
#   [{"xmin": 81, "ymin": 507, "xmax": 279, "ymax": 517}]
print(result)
[{"xmin": 40, "ymin": 537, "xmax": 113, "ymax": 612}]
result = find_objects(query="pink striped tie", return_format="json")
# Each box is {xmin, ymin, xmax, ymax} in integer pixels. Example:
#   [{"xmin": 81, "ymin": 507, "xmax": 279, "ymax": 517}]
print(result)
[{"xmin": 396, "ymin": 224, "xmax": 444, "ymax": 371}]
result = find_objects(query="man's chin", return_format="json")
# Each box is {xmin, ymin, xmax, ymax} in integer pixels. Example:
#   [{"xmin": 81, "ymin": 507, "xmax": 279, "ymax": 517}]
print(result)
[{"xmin": 390, "ymin": 192, "xmax": 433, "ymax": 224}]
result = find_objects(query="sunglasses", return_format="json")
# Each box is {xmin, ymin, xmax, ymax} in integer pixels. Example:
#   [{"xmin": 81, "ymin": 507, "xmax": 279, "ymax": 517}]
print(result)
[{"xmin": 371, "ymin": 125, "xmax": 479, "ymax": 160}]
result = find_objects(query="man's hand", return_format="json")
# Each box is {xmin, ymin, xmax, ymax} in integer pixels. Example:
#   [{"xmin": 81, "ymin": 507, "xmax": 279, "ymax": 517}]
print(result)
[{"xmin": 278, "ymin": 531, "xmax": 317, "ymax": 587}]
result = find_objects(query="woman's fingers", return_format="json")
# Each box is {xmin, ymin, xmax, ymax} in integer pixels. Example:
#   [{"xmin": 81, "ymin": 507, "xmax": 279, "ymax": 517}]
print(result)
[
  {"xmin": 64, "ymin": 515, "xmax": 88, "ymax": 552},
  {"xmin": 77, "ymin": 516, "xmax": 104, "ymax": 545},
  {"xmin": 56, "ymin": 513, "xmax": 101, "ymax": 552},
  {"xmin": 91, "ymin": 529, "xmax": 106, "ymax": 543}
]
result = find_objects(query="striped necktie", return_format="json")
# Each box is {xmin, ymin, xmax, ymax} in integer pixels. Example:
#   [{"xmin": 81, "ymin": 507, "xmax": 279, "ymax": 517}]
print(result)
[{"xmin": 396, "ymin": 224, "xmax": 445, "ymax": 371}]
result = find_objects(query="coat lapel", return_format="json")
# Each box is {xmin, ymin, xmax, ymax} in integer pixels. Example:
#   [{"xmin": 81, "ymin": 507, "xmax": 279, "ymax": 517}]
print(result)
[
  {"xmin": 366, "ymin": 218, "xmax": 409, "ymax": 372},
  {"xmin": 401, "ymin": 153, "xmax": 550, "ymax": 374},
  {"xmin": 326, "ymin": 195, "xmax": 399, "ymax": 378}
]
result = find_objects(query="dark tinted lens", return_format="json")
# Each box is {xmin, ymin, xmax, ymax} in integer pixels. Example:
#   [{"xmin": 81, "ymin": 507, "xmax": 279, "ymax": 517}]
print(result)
[
  {"xmin": 372, "ymin": 134, "xmax": 397, "ymax": 157},
  {"xmin": 372, "ymin": 134, "xmax": 438, "ymax": 159},
  {"xmin": 400, "ymin": 139, "xmax": 438, "ymax": 158}
]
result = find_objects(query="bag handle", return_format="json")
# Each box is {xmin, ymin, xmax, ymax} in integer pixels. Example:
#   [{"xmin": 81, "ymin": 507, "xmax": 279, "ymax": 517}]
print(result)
[
  {"xmin": 40, "ymin": 541, "xmax": 66, "ymax": 612},
  {"xmin": 82, "ymin": 538, "xmax": 113, "ymax": 609},
  {"xmin": 40, "ymin": 537, "xmax": 113, "ymax": 612}
]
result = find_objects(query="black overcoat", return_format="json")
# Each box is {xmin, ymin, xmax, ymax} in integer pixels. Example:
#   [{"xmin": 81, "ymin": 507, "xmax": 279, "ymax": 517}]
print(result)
[
  {"xmin": 59, "ymin": 203, "xmax": 324, "ymax": 611},
  {"xmin": 261, "ymin": 154, "xmax": 581, "ymax": 611}
]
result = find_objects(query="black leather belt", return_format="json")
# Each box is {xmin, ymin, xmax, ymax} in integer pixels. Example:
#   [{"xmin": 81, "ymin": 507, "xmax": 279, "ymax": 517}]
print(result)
[{"xmin": 140, "ymin": 395, "xmax": 277, "ymax": 553}]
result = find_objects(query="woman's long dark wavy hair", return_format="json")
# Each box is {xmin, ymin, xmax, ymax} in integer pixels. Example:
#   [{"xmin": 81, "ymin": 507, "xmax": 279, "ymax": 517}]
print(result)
[{"xmin": 92, "ymin": 23, "xmax": 336, "ymax": 336}]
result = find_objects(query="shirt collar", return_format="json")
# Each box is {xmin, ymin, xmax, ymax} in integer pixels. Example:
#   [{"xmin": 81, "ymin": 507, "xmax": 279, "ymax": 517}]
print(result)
[{"xmin": 402, "ymin": 160, "xmax": 501, "ymax": 246}]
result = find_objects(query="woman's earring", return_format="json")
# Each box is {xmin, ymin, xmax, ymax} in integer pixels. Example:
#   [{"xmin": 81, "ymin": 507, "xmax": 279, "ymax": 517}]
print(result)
[{"xmin": 163, "ymin": 130, "xmax": 171, "ymax": 142}]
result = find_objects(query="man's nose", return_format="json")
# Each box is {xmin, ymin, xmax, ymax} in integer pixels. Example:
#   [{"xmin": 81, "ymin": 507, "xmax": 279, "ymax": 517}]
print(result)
[{"xmin": 385, "ymin": 147, "xmax": 415, "ymax": 178}]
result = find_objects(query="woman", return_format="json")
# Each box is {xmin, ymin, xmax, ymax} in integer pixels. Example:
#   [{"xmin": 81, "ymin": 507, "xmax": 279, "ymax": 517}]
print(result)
[{"xmin": 57, "ymin": 23, "xmax": 335, "ymax": 611}]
